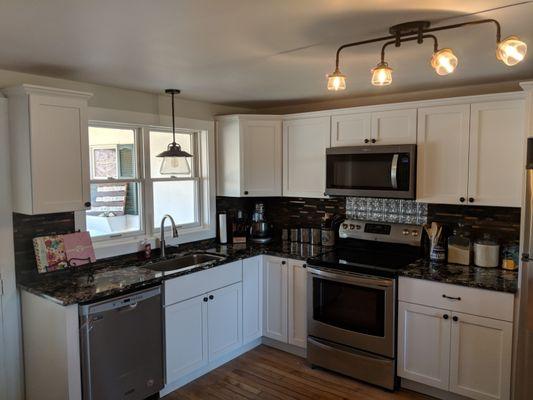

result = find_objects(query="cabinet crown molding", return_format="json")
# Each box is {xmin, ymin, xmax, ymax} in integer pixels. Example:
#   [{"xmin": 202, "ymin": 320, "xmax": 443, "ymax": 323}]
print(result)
[
  {"xmin": 520, "ymin": 81, "xmax": 533, "ymax": 92},
  {"xmin": 2, "ymin": 84, "xmax": 93, "ymax": 100}
]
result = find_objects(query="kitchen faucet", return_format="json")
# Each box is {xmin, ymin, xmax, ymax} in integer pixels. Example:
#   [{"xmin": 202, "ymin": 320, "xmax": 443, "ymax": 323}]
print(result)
[{"xmin": 160, "ymin": 214, "xmax": 179, "ymax": 258}]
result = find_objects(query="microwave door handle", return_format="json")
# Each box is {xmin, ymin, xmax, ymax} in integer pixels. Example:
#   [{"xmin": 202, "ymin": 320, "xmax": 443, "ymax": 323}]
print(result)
[{"xmin": 391, "ymin": 154, "xmax": 399, "ymax": 189}]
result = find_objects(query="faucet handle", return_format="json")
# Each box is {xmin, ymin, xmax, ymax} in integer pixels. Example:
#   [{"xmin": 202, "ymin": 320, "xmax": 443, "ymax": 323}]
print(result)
[{"xmin": 172, "ymin": 226, "xmax": 179, "ymax": 238}]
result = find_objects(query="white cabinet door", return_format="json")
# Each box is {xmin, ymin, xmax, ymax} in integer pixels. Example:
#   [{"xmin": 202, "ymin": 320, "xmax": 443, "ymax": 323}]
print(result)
[
  {"xmin": 216, "ymin": 118, "xmax": 241, "ymax": 197},
  {"xmin": 371, "ymin": 109, "xmax": 417, "ymax": 145},
  {"xmin": 468, "ymin": 100, "xmax": 525, "ymax": 207},
  {"xmin": 416, "ymin": 105, "xmax": 470, "ymax": 204},
  {"xmin": 397, "ymin": 302, "xmax": 451, "ymax": 390},
  {"xmin": 331, "ymin": 112, "xmax": 371, "ymax": 146},
  {"xmin": 207, "ymin": 283, "xmax": 243, "ymax": 361},
  {"xmin": 165, "ymin": 295, "xmax": 208, "ymax": 383},
  {"xmin": 283, "ymin": 117, "xmax": 330, "ymax": 198},
  {"xmin": 242, "ymin": 119, "xmax": 282, "ymax": 196},
  {"xmin": 449, "ymin": 312, "xmax": 512, "ymax": 400},
  {"xmin": 263, "ymin": 256, "xmax": 288, "ymax": 342},
  {"xmin": 242, "ymin": 256, "xmax": 263, "ymax": 344},
  {"xmin": 288, "ymin": 260, "xmax": 307, "ymax": 348}
]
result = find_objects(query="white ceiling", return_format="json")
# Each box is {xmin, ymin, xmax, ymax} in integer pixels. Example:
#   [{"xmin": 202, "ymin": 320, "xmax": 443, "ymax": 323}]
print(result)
[{"xmin": 0, "ymin": 0, "xmax": 532, "ymax": 108}]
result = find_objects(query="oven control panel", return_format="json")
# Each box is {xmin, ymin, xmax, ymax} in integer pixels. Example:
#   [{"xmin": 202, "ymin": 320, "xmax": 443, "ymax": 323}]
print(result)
[{"xmin": 339, "ymin": 219, "xmax": 422, "ymax": 246}]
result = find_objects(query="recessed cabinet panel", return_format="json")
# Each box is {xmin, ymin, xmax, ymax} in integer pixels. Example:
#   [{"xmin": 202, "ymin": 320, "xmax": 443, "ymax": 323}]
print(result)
[
  {"xmin": 283, "ymin": 116, "xmax": 330, "ymax": 198},
  {"xmin": 263, "ymin": 256, "xmax": 288, "ymax": 342},
  {"xmin": 468, "ymin": 100, "xmax": 525, "ymax": 207},
  {"xmin": 331, "ymin": 112, "xmax": 371, "ymax": 146},
  {"xmin": 416, "ymin": 105, "xmax": 470, "ymax": 204}
]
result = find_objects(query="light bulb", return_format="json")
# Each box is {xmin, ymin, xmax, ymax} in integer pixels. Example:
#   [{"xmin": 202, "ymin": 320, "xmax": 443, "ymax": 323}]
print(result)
[
  {"xmin": 496, "ymin": 36, "xmax": 527, "ymax": 66},
  {"xmin": 431, "ymin": 48, "xmax": 458, "ymax": 76},
  {"xmin": 371, "ymin": 62, "xmax": 393, "ymax": 86},
  {"xmin": 327, "ymin": 69, "xmax": 346, "ymax": 91},
  {"xmin": 160, "ymin": 156, "xmax": 190, "ymax": 175}
]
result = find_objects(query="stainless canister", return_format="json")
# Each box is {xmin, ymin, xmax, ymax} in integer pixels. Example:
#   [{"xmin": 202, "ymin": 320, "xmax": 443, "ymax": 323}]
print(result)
[
  {"xmin": 281, "ymin": 228, "xmax": 289, "ymax": 241},
  {"xmin": 310, "ymin": 228, "xmax": 321, "ymax": 245},
  {"xmin": 290, "ymin": 228, "xmax": 299, "ymax": 242},
  {"xmin": 299, "ymin": 228, "xmax": 310, "ymax": 243}
]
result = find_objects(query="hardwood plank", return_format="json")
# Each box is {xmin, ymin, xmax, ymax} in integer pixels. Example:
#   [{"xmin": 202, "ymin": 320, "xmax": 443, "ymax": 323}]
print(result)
[{"xmin": 163, "ymin": 345, "xmax": 431, "ymax": 400}]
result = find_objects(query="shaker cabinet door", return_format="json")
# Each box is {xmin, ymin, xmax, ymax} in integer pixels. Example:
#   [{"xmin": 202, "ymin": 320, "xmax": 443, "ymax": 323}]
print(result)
[
  {"xmin": 331, "ymin": 112, "xmax": 371, "ymax": 146},
  {"xmin": 371, "ymin": 109, "xmax": 417, "ymax": 145},
  {"xmin": 262, "ymin": 256, "xmax": 288, "ymax": 342},
  {"xmin": 288, "ymin": 260, "xmax": 307, "ymax": 348},
  {"xmin": 242, "ymin": 256, "xmax": 263, "ymax": 344}
]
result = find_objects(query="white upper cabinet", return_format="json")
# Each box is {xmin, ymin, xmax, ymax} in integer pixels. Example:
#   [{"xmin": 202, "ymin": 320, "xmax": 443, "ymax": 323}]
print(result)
[
  {"xmin": 283, "ymin": 116, "xmax": 330, "ymax": 198},
  {"xmin": 416, "ymin": 104, "xmax": 471, "ymax": 205},
  {"xmin": 216, "ymin": 115, "xmax": 281, "ymax": 197},
  {"xmin": 4, "ymin": 85, "xmax": 92, "ymax": 214},
  {"xmin": 331, "ymin": 108, "xmax": 416, "ymax": 146},
  {"xmin": 417, "ymin": 98, "xmax": 525, "ymax": 207},
  {"xmin": 468, "ymin": 100, "xmax": 525, "ymax": 207}
]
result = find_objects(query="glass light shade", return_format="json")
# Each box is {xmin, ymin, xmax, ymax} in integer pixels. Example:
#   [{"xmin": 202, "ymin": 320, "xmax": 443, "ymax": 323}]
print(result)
[
  {"xmin": 431, "ymin": 48, "xmax": 458, "ymax": 76},
  {"xmin": 159, "ymin": 156, "xmax": 190, "ymax": 175},
  {"xmin": 327, "ymin": 69, "xmax": 346, "ymax": 91},
  {"xmin": 496, "ymin": 36, "xmax": 527, "ymax": 66},
  {"xmin": 371, "ymin": 62, "xmax": 393, "ymax": 86}
]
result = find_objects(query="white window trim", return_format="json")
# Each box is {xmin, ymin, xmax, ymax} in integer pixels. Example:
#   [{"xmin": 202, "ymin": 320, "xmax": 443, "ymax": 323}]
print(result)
[{"xmin": 76, "ymin": 108, "xmax": 216, "ymax": 259}]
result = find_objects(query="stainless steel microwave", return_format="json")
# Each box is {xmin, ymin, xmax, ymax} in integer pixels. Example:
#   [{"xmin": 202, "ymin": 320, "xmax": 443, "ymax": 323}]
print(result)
[{"xmin": 325, "ymin": 144, "xmax": 416, "ymax": 199}]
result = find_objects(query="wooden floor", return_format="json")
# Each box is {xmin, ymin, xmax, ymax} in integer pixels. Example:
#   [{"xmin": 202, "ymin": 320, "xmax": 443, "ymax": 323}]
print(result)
[{"xmin": 163, "ymin": 345, "xmax": 432, "ymax": 400}]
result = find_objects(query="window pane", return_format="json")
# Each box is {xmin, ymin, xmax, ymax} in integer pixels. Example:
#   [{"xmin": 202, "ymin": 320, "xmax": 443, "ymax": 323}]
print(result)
[
  {"xmin": 149, "ymin": 130, "xmax": 193, "ymax": 178},
  {"xmin": 86, "ymin": 182, "xmax": 141, "ymax": 237},
  {"xmin": 153, "ymin": 181, "xmax": 197, "ymax": 228},
  {"xmin": 89, "ymin": 126, "xmax": 137, "ymax": 179}
]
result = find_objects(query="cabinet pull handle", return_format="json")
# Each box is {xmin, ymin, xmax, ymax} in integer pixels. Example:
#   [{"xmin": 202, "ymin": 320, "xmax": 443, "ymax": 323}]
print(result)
[
  {"xmin": 209, "ymin": 295, "xmax": 214, "ymax": 300},
  {"xmin": 371, "ymin": 138, "xmax": 376, "ymax": 144},
  {"xmin": 244, "ymin": 191, "xmax": 249, "ymax": 195},
  {"xmin": 468, "ymin": 197, "xmax": 474, "ymax": 203},
  {"xmin": 281, "ymin": 261, "xmax": 286, "ymax": 265},
  {"xmin": 442, "ymin": 294, "xmax": 461, "ymax": 301},
  {"xmin": 452, "ymin": 316, "xmax": 459, "ymax": 322},
  {"xmin": 85, "ymin": 201, "xmax": 92, "ymax": 208},
  {"xmin": 364, "ymin": 139, "xmax": 370, "ymax": 144},
  {"xmin": 302, "ymin": 263, "xmax": 306, "ymax": 268},
  {"xmin": 459, "ymin": 197, "xmax": 465, "ymax": 203},
  {"xmin": 443, "ymin": 314, "xmax": 449, "ymax": 320},
  {"xmin": 203, "ymin": 297, "xmax": 208, "ymax": 302}
]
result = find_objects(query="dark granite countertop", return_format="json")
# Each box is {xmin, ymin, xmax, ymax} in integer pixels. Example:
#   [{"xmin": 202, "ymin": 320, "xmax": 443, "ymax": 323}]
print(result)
[
  {"xmin": 18, "ymin": 240, "xmax": 326, "ymax": 306},
  {"xmin": 399, "ymin": 259, "xmax": 518, "ymax": 294}
]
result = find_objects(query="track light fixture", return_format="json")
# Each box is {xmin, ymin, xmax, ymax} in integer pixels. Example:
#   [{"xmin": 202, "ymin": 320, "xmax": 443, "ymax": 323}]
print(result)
[{"xmin": 327, "ymin": 19, "xmax": 527, "ymax": 91}]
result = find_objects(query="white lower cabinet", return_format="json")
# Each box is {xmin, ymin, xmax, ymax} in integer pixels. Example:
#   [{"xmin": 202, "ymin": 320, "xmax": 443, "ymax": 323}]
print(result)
[
  {"xmin": 288, "ymin": 260, "xmax": 307, "ymax": 348},
  {"xmin": 262, "ymin": 256, "xmax": 288, "ymax": 342},
  {"xmin": 242, "ymin": 256, "xmax": 263, "ymax": 344},
  {"xmin": 398, "ymin": 278, "xmax": 513, "ymax": 400}
]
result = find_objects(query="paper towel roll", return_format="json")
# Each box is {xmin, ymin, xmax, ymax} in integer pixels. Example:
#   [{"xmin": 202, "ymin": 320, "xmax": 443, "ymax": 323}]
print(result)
[{"xmin": 219, "ymin": 213, "xmax": 228, "ymax": 244}]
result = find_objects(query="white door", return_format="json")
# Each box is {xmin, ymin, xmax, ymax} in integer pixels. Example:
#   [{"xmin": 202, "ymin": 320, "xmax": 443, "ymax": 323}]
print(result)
[
  {"xmin": 468, "ymin": 100, "xmax": 525, "ymax": 207},
  {"xmin": 449, "ymin": 312, "xmax": 512, "ymax": 400},
  {"xmin": 416, "ymin": 104, "xmax": 470, "ymax": 204},
  {"xmin": 283, "ymin": 117, "xmax": 330, "ymax": 198},
  {"xmin": 288, "ymin": 260, "xmax": 307, "ymax": 348},
  {"xmin": 263, "ymin": 256, "xmax": 288, "ymax": 342},
  {"xmin": 29, "ymin": 93, "xmax": 89, "ymax": 214},
  {"xmin": 207, "ymin": 283, "xmax": 242, "ymax": 361},
  {"xmin": 242, "ymin": 256, "xmax": 263, "ymax": 344},
  {"xmin": 165, "ymin": 295, "xmax": 208, "ymax": 383},
  {"xmin": 242, "ymin": 119, "xmax": 282, "ymax": 196},
  {"xmin": 397, "ymin": 302, "xmax": 451, "ymax": 390},
  {"xmin": 371, "ymin": 109, "xmax": 417, "ymax": 145},
  {"xmin": 331, "ymin": 112, "xmax": 371, "ymax": 146}
]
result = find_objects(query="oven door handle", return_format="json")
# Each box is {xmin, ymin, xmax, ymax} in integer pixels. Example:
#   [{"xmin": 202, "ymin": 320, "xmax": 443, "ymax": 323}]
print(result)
[
  {"xmin": 391, "ymin": 154, "xmax": 399, "ymax": 190},
  {"xmin": 307, "ymin": 267, "xmax": 393, "ymax": 288}
]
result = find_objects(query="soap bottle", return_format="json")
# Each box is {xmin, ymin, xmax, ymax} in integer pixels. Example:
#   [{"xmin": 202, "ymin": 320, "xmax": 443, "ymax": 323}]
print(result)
[{"xmin": 447, "ymin": 224, "xmax": 472, "ymax": 266}]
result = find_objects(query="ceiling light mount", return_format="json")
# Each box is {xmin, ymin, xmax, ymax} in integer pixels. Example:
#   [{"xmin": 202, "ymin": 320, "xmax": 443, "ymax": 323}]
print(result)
[{"xmin": 327, "ymin": 18, "xmax": 526, "ymax": 91}]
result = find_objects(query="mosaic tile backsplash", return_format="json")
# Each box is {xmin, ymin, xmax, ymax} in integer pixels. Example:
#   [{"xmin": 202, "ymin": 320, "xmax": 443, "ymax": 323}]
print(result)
[{"xmin": 345, "ymin": 197, "xmax": 428, "ymax": 225}]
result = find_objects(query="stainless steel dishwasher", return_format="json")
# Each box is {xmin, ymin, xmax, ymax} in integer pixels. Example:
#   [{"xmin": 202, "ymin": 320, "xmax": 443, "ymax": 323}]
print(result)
[{"xmin": 80, "ymin": 286, "xmax": 164, "ymax": 400}]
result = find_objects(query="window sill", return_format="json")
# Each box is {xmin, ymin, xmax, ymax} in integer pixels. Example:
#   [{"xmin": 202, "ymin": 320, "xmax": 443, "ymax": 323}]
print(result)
[{"xmin": 92, "ymin": 225, "xmax": 215, "ymax": 260}]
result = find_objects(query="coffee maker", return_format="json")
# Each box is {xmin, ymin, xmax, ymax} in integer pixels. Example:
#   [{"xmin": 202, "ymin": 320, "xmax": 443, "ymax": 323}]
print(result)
[{"xmin": 249, "ymin": 203, "xmax": 273, "ymax": 243}]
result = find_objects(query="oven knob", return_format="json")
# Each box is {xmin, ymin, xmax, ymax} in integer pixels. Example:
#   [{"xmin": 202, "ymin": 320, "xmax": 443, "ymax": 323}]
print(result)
[
  {"xmin": 355, "ymin": 225, "xmax": 361, "ymax": 230},
  {"xmin": 349, "ymin": 224, "xmax": 355, "ymax": 230},
  {"xmin": 411, "ymin": 230, "xmax": 419, "ymax": 237},
  {"xmin": 342, "ymin": 224, "xmax": 348, "ymax": 229},
  {"xmin": 402, "ymin": 229, "xmax": 410, "ymax": 236}
]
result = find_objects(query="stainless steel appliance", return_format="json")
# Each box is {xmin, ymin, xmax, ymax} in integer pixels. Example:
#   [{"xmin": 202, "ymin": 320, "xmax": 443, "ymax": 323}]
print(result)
[
  {"xmin": 515, "ymin": 137, "xmax": 533, "ymax": 399},
  {"xmin": 250, "ymin": 202, "xmax": 273, "ymax": 243},
  {"xmin": 80, "ymin": 286, "xmax": 164, "ymax": 400},
  {"xmin": 307, "ymin": 219, "xmax": 422, "ymax": 390},
  {"xmin": 325, "ymin": 144, "xmax": 416, "ymax": 199}
]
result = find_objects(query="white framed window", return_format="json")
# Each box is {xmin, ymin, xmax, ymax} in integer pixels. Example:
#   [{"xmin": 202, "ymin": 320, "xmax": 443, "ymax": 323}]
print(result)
[{"xmin": 81, "ymin": 116, "xmax": 215, "ymax": 256}]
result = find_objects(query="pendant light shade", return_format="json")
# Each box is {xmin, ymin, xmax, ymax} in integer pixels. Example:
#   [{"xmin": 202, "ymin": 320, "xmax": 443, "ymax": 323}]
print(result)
[
  {"xmin": 431, "ymin": 48, "xmax": 458, "ymax": 75},
  {"xmin": 371, "ymin": 62, "xmax": 393, "ymax": 86},
  {"xmin": 496, "ymin": 35, "xmax": 527, "ymax": 66},
  {"xmin": 327, "ymin": 68, "xmax": 347, "ymax": 91},
  {"xmin": 157, "ymin": 89, "xmax": 192, "ymax": 175}
]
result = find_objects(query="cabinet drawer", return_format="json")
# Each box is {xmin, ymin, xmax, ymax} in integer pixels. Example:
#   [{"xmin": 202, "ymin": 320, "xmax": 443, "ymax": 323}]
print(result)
[
  {"xmin": 398, "ymin": 277, "xmax": 514, "ymax": 322},
  {"xmin": 164, "ymin": 261, "xmax": 243, "ymax": 306}
]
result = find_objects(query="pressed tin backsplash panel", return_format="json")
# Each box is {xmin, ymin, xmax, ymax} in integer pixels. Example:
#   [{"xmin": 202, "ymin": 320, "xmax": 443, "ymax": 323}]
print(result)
[{"xmin": 345, "ymin": 197, "xmax": 428, "ymax": 225}]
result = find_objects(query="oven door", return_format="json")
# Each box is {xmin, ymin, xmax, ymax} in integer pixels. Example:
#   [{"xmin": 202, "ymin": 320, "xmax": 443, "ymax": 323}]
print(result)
[
  {"xmin": 307, "ymin": 267, "xmax": 396, "ymax": 358},
  {"xmin": 325, "ymin": 144, "xmax": 416, "ymax": 199}
]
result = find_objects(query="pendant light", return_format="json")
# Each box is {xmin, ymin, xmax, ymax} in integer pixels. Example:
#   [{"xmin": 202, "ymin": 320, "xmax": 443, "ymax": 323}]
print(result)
[
  {"xmin": 157, "ymin": 89, "xmax": 192, "ymax": 175},
  {"xmin": 496, "ymin": 35, "xmax": 527, "ymax": 66},
  {"xmin": 326, "ymin": 68, "xmax": 347, "ymax": 91},
  {"xmin": 431, "ymin": 48, "xmax": 458, "ymax": 75},
  {"xmin": 371, "ymin": 61, "xmax": 393, "ymax": 86}
]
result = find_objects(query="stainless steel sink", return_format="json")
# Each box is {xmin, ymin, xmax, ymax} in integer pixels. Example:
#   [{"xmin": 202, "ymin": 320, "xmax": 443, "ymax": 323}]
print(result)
[{"xmin": 144, "ymin": 252, "xmax": 226, "ymax": 274}]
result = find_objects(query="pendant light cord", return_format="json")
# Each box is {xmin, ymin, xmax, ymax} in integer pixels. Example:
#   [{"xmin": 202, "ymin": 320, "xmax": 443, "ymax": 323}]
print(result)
[{"xmin": 171, "ymin": 91, "xmax": 176, "ymax": 146}]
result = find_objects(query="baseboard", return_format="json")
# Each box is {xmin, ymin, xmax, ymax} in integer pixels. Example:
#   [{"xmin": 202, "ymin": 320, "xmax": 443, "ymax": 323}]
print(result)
[
  {"xmin": 401, "ymin": 378, "xmax": 471, "ymax": 400},
  {"xmin": 261, "ymin": 337, "xmax": 307, "ymax": 358},
  {"xmin": 160, "ymin": 338, "xmax": 262, "ymax": 396}
]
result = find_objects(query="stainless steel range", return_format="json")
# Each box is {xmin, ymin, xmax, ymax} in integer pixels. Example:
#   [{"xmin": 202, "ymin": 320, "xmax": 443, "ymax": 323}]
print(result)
[{"xmin": 306, "ymin": 219, "xmax": 422, "ymax": 390}]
